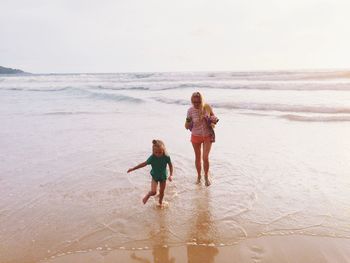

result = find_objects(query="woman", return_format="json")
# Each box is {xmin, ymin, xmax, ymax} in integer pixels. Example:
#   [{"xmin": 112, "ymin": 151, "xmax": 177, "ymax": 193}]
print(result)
[{"xmin": 185, "ymin": 92, "xmax": 218, "ymax": 186}]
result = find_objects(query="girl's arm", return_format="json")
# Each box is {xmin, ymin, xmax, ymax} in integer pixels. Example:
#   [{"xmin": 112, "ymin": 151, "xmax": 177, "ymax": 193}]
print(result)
[
  {"xmin": 127, "ymin": 162, "xmax": 147, "ymax": 173},
  {"xmin": 168, "ymin": 162, "xmax": 174, "ymax": 181}
]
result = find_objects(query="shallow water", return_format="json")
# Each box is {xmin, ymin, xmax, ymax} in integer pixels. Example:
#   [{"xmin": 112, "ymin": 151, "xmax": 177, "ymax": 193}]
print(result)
[{"xmin": 1, "ymin": 71, "xmax": 350, "ymax": 262}]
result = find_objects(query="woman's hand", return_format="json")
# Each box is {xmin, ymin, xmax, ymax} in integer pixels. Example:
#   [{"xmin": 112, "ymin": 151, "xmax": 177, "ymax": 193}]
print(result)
[
  {"xmin": 168, "ymin": 175, "xmax": 173, "ymax": 182},
  {"xmin": 127, "ymin": 168, "xmax": 134, "ymax": 173},
  {"xmin": 210, "ymin": 115, "xmax": 219, "ymax": 124},
  {"xmin": 185, "ymin": 117, "xmax": 193, "ymax": 130}
]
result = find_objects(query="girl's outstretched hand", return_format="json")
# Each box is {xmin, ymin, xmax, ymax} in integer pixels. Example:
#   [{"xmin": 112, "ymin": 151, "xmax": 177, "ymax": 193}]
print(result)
[
  {"xmin": 168, "ymin": 175, "xmax": 173, "ymax": 182},
  {"xmin": 127, "ymin": 168, "xmax": 133, "ymax": 173}
]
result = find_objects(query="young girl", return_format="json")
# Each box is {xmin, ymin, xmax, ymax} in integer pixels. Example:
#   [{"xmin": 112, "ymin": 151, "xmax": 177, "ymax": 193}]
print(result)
[{"xmin": 127, "ymin": 140, "xmax": 173, "ymax": 206}]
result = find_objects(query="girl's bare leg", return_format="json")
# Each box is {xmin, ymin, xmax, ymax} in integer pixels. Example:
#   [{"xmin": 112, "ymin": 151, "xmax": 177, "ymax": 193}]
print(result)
[
  {"xmin": 192, "ymin": 142, "xmax": 202, "ymax": 183},
  {"xmin": 143, "ymin": 179, "xmax": 158, "ymax": 204},
  {"xmin": 158, "ymin": 181, "xmax": 166, "ymax": 205},
  {"xmin": 203, "ymin": 141, "xmax": 212, "ymax": 186}
]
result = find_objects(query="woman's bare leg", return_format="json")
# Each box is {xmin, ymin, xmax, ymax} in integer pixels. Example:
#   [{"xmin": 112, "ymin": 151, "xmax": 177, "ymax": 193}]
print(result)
[
  {"xmin": 143, "ymin": 179, "xmax": 158, "ymax": 204},
  {"xmin": 203, "ymin": 141, "xmax": 212, "ymax": 186},
  {"xmin": 192, "ymin": 142, "xmax": 202, "ymax": 183}
]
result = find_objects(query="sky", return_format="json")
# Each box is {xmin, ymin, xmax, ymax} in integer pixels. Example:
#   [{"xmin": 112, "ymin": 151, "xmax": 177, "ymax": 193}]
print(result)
[{"xmin": 1, "ymin": 0, "xmax": 350, "ymax": 73}]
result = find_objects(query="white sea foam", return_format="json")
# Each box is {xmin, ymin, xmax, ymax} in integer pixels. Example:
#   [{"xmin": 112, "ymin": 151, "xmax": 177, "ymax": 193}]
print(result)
[{"xmin": 1, "ymin": 71, "xmax": 350, "ymax": 262}]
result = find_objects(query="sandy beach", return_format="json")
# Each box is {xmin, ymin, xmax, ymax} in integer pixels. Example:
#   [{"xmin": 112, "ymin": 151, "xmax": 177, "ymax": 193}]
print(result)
[{"xmin": 1, "ymin": 72, "xmax": 350, "ymax": 263}]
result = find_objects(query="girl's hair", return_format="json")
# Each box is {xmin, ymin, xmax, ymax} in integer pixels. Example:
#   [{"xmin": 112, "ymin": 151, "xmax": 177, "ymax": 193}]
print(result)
[
  {"xmin": 191, "ymin": 91, "xmax": 209, "ymax": 119},
  {"xmin": 152, "ymin": 139, "xmax": 168, "ymax": 155}
]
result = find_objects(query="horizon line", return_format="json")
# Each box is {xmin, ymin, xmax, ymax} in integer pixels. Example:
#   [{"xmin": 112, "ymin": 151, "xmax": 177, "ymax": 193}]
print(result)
[{"xmin": 14, "ymin": 67, "xmax": 350, "ymax": 75}]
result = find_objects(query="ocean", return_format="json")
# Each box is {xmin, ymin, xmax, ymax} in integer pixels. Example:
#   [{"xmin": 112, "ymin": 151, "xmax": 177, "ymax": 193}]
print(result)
[{"xmin": 1, "ymin": 71, "xmax": 350, "ymax": 262}]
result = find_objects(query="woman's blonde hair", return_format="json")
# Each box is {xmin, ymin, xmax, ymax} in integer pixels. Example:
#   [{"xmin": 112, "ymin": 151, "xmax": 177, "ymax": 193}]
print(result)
[
  {"xmin": 191, "ymin": 91, "xmax": 211, "ymax": 119},
  {"xmin": 152, "ymin": 139, "xmax": 168, "ymax": 155}
]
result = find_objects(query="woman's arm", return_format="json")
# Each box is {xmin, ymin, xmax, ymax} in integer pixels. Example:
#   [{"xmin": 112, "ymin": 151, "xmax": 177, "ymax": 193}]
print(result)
[
  {"xmin": 185, "ymin": 119, "xmax": 191, "ymax": 129},
  {"xmin": 185, "ymin": 109, "xmax": 192, "ymax": 129},
  {"xmin": 127, "ymin": 162, "xmax": 147, "ymax": 173},
  {"xmin": 206, "ymin": 104, "xmax": 219, "ymax": 124},
  {"xmin": 168, "ymin": 162, "xmax": 174, "ymax": 181},
  {"xmin": 206, "ymin": 104, "xmax": 215, "ymax": 116}
]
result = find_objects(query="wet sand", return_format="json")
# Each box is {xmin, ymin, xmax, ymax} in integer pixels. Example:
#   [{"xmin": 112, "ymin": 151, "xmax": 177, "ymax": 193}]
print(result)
[
  {"xmin": 44, "ymin": 235, "xmax": 350, "ymax": 263},
  {"xmin": 1, "ymin": 73, "xmax": 350, "ymax": 262}
]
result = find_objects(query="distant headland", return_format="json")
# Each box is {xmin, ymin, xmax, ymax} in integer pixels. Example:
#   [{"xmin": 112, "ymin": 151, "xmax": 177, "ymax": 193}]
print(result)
[{"xmin": 0, "ymin": 66, "xmax": 28, "ymax": 74}]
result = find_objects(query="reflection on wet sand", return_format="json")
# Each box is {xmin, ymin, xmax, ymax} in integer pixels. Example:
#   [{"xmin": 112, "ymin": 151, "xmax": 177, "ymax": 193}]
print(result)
[
  {"xmin": 131, "ymin": 247, "xmax": 175, "ymax": 263},
  {"xmin": 130, "ymin": 206, "xmax": 175, "ymax": 263},
  {"xmin": 187, "ymin": 188, "xmax": 218, "ymax": 263},
  {"xmin": 129, "ymin": 188, "xmax": 218, "ymax": 263}
]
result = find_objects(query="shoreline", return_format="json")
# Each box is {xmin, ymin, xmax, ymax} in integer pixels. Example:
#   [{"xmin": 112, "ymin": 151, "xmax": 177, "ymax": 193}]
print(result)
[{"xmin": 42, "ymin": 235, "xmax": 350, "ymax": 263}]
